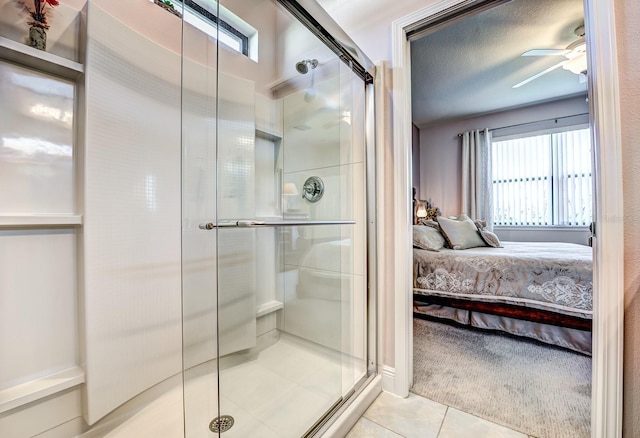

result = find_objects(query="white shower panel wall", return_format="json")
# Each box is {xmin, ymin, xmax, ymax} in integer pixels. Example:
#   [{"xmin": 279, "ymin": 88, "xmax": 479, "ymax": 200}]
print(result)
[
  {"xmin": 272, "ymin": 4, "xmax": 336, "ymax": 94},
  {"xmin": 279, "ymin": 62, "xmax": 367, "ymax": 378},
  {"xmin": 284, "ymin": 162, "xmax": 366, "ymax": 272},
  {"xmin": 81, "ymin": 3, "xmax": 183, "ymax": 425},
  {"xmin": 182, "ymin": 67, "xmax": 259, "ymax": 367}
]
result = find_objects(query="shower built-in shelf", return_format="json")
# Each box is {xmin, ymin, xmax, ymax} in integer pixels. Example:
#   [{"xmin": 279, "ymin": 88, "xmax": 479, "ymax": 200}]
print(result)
[
  {"xmin": 0, "ymin": 366, "xmax": 85, "ymax": 414},
  {"xmin": 256, "ymin": 127, "xmax": 282, "ymax": 142},
  {"xmin": 256, "ymin": 300, "xmax": 284, "ymax": 317},
  {"xmin": 0, "ymin": 214, "xmax": 83, "ymax": 228},
  {"xmin": 0, "ymin": 36, "xmax": 84, "ymax": 80}
]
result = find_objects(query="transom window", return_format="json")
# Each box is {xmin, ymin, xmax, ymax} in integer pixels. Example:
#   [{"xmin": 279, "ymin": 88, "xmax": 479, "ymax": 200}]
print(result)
[
  {"xmin": 153, "ymin": 0, "xmax": 257, "ymax": 59},
  {"xmin": 491, "ymin": 127, "xmax": 592, "ymax": 226}
]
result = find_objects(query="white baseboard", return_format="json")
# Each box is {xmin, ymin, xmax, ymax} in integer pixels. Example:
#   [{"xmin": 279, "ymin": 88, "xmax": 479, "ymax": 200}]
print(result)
[
  {"xmin": 0, "ymin": 387, "xmax": 83, "ymax": 438},
  {"xmin": 381, "ymin": 365, "xmax": 396, "ymax": 393}
]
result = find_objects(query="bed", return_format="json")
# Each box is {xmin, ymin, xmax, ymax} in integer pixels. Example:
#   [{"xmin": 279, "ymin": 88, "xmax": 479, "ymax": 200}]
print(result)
[{"xmin": 413, "ymin": 240, "xmax": 593, "ymax": 355}]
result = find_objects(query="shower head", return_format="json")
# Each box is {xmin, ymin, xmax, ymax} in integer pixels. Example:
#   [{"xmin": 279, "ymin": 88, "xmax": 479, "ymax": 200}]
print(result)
[
  {"xmin": 295, "ymin": 59, "xmax": 318, "ymax": 74},
  {"xmin": 295, "ymin": 61, "xmax": 308, "ymax": 74}
]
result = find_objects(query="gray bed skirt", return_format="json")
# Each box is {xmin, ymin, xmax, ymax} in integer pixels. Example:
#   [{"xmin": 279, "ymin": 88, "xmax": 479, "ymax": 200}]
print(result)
[{"xmin": 414, "ymin": 303, "xmax": 592, "ymax": 355}]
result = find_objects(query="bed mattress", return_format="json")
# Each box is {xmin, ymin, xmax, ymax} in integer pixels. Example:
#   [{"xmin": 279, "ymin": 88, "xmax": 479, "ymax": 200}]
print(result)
[{"xmin": 413, "ymin": 241, "xmax": 593, "ymax": 318}]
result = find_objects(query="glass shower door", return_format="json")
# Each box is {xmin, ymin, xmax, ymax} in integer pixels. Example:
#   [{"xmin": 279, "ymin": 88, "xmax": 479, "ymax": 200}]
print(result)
[{"xmin": 181, "ymin": 0, "xmax": 368, "ymax": 436}]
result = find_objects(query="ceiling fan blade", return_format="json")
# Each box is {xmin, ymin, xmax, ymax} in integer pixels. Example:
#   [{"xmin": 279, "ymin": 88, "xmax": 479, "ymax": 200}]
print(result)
[
  {"xmin": 522, "ymin": 49, "xmax": 569, "ymax": 57},
  {"xmin": 513, "ymin": 60, "xmax": 567, "ymax": 88}
]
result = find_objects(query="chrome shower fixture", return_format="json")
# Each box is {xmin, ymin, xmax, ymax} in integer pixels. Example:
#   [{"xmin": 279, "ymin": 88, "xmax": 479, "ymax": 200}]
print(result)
[
  {"xmin": 295, "ymin": 59, "xmax": 318, "ymax": 74},
  {"xmin": 302, "ymin": 176, "xmax": 324, "ymax": 202}
]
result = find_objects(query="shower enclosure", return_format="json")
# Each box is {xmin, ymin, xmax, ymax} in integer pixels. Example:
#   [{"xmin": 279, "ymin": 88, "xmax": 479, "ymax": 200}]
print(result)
[
  {"xmin": 58, "ymin": 0, "xmax": 375, "ymax": 435},
  {"xmin": 179, "ymin": 0, "xmax": 373, "ymax": 436}
]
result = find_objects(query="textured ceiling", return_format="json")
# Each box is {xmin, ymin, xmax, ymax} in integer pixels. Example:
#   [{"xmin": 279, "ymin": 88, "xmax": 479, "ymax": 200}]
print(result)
[{"xmin": 410, "ymin": 0, "xmax": 587, "ymax": 127}]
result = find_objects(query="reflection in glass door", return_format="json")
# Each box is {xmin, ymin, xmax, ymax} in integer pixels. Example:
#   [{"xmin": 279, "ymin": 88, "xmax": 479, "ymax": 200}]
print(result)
[{"xmin": 181, "ymin": 1, "xmax": 370, "ymax": 436}]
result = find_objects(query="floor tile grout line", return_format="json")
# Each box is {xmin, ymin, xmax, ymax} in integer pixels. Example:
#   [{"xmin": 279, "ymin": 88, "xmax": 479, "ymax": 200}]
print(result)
[
  {"xmin": 436, "ymin": 406, "xmax": 449, "ymax": 438},
  {"xmin": 440, "ymin": 404, "xmax": 530, "ymax": 437},
  {"xmin": 360, "ymin": 416, "xmax": 407, "ymax": 437}
]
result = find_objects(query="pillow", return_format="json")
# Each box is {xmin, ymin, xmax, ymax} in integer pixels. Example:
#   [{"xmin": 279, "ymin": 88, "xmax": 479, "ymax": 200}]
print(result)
[
  {"xmin": 413, "ymin": 225, "xmax": 446, "ymax": 251},
  {"xmin": 475, "ymin": 222, "xmax": 503, "ymax": 248},
  {"xmin": 474, "ymin": 220, "xmax": 487, "ymax": 230},
  {"xmin": 436, "ymin": 214, "xmax": 487, "ymax": 250},
  {"xmin": 418, "ymin": 219, "xmax": 440, "ymax": 230}
]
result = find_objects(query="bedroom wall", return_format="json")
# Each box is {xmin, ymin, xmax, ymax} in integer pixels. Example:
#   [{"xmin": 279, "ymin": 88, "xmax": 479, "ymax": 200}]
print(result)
[
  {"xmin": 412, "ymin": 123, "xmax": 421, "ymax": 199},
  {"xmin": 418, "ymin": 95, "xmax": 590, "ymax": 242},
  {"xmin": 616, "ymin": 0, "xmax": 640, "ymax": 435}
]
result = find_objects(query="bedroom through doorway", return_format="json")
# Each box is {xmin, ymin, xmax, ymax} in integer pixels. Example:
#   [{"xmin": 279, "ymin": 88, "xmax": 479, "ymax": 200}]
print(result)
[{"xmin": 408, "ymin": 0, "xmax": 593, "ymax": 436}]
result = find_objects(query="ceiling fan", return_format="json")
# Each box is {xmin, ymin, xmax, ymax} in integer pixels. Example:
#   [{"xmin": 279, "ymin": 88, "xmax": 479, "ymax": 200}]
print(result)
[{"xmin": 513, "ymin": 25, "xmax": 587, "ymax": 88}]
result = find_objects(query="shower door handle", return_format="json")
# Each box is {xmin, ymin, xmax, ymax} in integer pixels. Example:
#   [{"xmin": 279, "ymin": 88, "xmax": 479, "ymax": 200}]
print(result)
[
  {"xmin": 199, "ymin": 220, "xmax": 355, "ymax": 229},
  {"xmin": 236, "ymin": 220, "xmax": 355, "ymax": 227},
  {"xmin": 199, "ymin": 222, "xmax": 240, "ymax": 229}
]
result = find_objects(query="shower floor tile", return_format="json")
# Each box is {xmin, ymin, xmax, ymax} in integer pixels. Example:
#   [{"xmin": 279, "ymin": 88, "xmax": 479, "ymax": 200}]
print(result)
[
  {"xmin": 91, "ymin": 331, "xmax": 347, "ymax": 438},
  {"xmin": 220, "ymin": 360, "xmax": 299, "ymax": 417},
  {"xmin": 240, "ymin": 334, "xmax": 337, "ymax": 384}
]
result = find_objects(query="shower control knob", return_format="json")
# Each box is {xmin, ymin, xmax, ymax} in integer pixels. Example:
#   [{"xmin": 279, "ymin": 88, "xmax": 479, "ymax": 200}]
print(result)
[{"xmin": 302, "ymin": 176, "xmax": 324, "ymax": 203}]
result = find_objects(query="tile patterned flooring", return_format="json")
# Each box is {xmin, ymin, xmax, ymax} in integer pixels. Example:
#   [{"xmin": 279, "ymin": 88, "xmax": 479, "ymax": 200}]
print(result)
[{"xmin": 346, "ymin": 391, "xmax": 533, "ymax": 438}]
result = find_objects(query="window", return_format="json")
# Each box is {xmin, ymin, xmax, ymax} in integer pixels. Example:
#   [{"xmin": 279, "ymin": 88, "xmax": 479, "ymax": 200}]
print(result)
[
  {"xmin": 153, "ymin": 0, "xmax": 257, "ymax": 59},
  {"xmin": 491, "ymin": 127, "xmax": 592, "ymax": 226}
]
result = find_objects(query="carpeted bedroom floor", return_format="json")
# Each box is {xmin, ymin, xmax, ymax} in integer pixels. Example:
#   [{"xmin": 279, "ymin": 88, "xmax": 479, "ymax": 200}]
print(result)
[{"xmin": 412, "ymin": 317, "xmax": 591, "ymax": 438}]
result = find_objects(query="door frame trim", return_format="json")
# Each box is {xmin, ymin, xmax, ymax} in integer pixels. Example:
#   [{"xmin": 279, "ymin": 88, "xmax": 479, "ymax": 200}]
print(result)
[{"xmin": 389, "ymin": 1, "xmax": 624, "ymax": 436}]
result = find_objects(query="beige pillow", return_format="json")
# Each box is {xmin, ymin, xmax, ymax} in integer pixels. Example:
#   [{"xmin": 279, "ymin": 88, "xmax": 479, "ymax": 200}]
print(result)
[
  {"xmin": 474, "ymin": 220, "xmax": 487, "ymax": 229},
  {"xmin": 475, "ymin": 223, "xmax": 502, "ymax": 248},
  {"xmin": 436, "ymin": 214, "xmax": 487, "ymax": 250},
  {"xmin": 413, "ymin": 225, "xmax": 446, "ymax": 251},
  {"xmin": 418, "ymin": 219, "xmax": 440, "ymax": 230}
]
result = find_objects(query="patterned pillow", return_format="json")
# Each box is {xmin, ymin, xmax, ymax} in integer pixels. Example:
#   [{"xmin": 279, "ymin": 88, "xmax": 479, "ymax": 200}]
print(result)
[
  {"xmin": 474, "ymin": 220, "xmax": 487, "ymax": 230},
  {"xmin": 474, "ymin": 223, "xmax": 502, "ymax": 248},
  {"xmin": 436, "ymin": 214, "xmax": 487, "ymax": 250},
  {"xmin": 413, "ymin": 225, "xmax": 446, "ymax": 251}
]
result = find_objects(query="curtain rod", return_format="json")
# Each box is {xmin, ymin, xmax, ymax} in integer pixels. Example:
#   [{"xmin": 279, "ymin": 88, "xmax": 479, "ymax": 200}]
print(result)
[{"xmin": 456, "ymin": 113, "xmax": 589, "ymax": 137}]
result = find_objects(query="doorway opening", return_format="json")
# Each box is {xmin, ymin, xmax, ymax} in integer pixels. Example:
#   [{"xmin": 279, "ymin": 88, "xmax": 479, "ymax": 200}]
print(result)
[{"xmin": 390, "ymin": 0, "xmax": 624, "ymax": 436}]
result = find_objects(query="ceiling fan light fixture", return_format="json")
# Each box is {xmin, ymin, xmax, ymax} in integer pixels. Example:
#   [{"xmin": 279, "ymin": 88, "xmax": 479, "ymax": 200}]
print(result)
[
  {"xmin": 562, "ymin": 52, "xmax": 587, "ymax": 75},
  {"xmin": 514, "ymin": 25, "xmax": 588, "ymax": 87}
]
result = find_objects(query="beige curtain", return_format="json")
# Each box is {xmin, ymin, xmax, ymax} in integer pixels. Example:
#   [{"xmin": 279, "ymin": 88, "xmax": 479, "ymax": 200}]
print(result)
[{"xmin": 461, "ymin": 128, "xmax": 493, "ymax": 229}]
